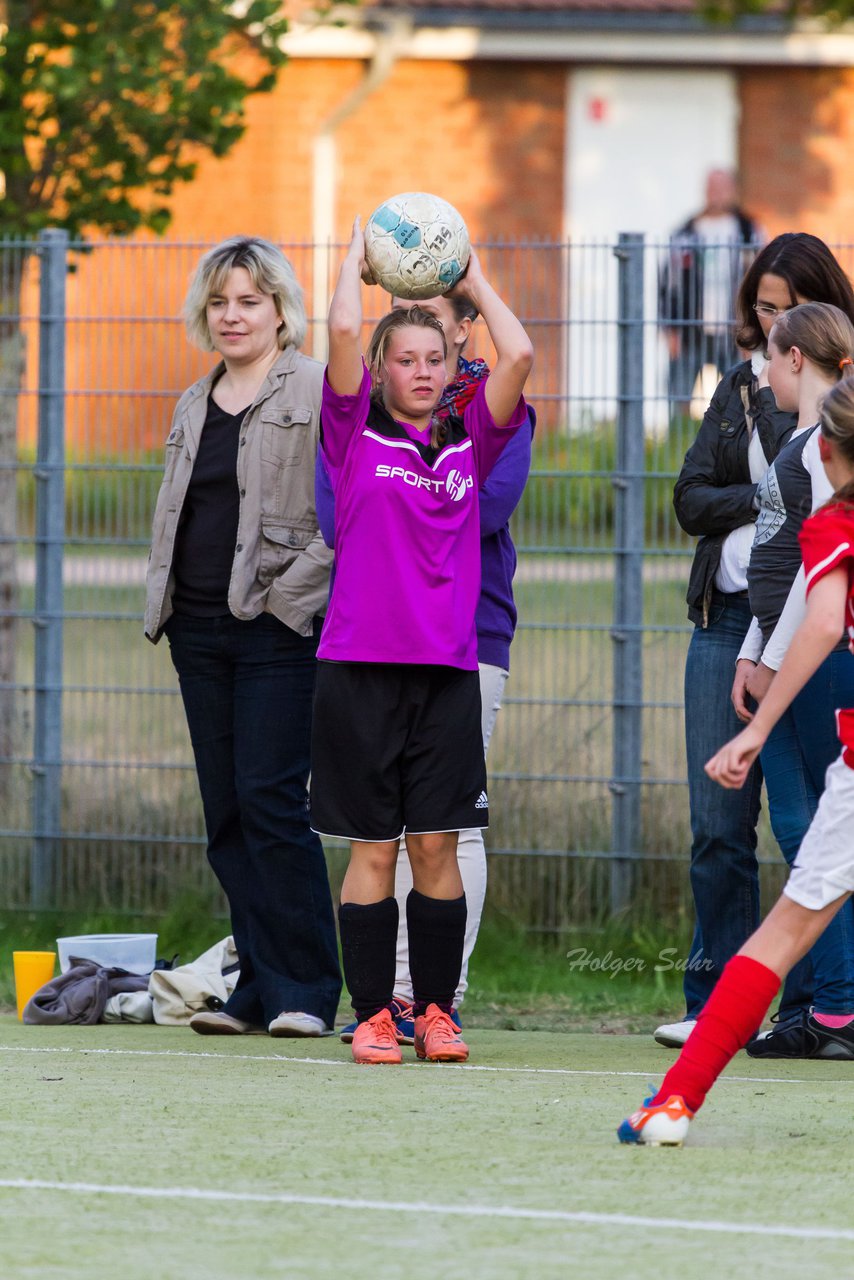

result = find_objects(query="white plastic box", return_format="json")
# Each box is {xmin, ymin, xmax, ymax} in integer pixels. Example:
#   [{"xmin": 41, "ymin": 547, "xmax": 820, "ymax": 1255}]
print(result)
[{"xmin": 56, "ymin": 933, "xmax": 157, "ymax": 976}]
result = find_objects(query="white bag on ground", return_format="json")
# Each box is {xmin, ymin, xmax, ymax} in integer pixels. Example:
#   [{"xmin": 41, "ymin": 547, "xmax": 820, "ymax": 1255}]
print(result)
[
  {"xmin": 149, "ymin": 936, "xmax": 239, "ymax": 1025},
  {"xmin": 102, "ymin": 990, "xmax": 155, "ymax": 1023}
]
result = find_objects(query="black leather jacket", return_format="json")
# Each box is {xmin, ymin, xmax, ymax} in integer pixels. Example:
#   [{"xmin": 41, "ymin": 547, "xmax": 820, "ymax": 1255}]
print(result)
[{"xmin": 673, "ymin": 359, "xmax": 797, "ymax": 627}]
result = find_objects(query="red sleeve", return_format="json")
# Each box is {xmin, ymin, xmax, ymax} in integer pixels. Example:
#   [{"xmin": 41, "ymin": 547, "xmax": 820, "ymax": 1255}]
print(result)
[{"xmin": 799, "ymin": 503, "xmax": 854, "ymax": 596}]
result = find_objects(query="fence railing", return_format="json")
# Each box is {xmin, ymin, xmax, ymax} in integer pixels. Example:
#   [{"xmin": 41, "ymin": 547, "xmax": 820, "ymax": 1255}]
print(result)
[{"xmin": 3, "ymin": 227, "xmax": 820, "ymax": 927}]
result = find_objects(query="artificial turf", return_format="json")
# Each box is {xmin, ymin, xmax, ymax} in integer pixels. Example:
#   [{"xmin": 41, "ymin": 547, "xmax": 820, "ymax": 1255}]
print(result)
[{"xmin": 0, "ymin": 1018, "xmax": 851, "ymax": 1279}]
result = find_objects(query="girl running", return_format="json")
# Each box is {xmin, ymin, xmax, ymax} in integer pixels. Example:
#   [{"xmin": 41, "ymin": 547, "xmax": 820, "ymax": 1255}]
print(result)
[
  {"xmin": 619, "ymin": 348, "xmax": 854, "ymax": 1146},
  {"xmin": 310, "ymin": 218, "xmax": 533, "ymax": 1065}
]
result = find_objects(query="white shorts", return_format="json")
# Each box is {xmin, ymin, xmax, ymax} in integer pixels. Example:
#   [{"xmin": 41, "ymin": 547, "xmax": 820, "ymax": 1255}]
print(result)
[{"xmin": 784, "ymin": 754, "xmax": 854, "ymax": 910}]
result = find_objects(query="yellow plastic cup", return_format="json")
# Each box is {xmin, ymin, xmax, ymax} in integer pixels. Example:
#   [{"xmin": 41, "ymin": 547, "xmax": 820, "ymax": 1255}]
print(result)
[{"xmin": 13, "ymin": 951, "xmax": 56, "ymax": 1020}]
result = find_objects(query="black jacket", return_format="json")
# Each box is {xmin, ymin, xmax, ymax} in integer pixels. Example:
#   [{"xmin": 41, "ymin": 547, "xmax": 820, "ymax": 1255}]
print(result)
[
  {"xmin": 673, "ymin": 359, "xmax": 797, "ymax": 626},
  {"xmin": 659, "ymin": 209, "xmax": 757, "ymax": 326}
]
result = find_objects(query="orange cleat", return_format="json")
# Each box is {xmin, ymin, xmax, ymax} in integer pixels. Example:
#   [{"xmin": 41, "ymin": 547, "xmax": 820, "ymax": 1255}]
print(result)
[
  {"xmin": 351, "ymin": 1008, "xmax": 403, "ymax": 1065},
  {"xmin": 414, "ymin": 1003, "xmax": 470, "ymax": 1063},
  {"xmin": 617, "ymin": 1093, "xmax": 694, "ymax": 1146}
]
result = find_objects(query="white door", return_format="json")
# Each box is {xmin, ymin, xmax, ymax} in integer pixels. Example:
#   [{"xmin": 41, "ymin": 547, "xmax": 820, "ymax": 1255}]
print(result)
[{"xmin": 566, "ymin": 67, "xmax": 739, "ymax": 429}]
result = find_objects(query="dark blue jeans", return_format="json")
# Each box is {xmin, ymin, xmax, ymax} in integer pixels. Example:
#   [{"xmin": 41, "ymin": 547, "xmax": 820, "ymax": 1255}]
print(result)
[
  {"xmin": 164, "ymin": 612, "xmax": 342, "ymax": 1028},
  {"xmin": 683, "ymin": 592, "xmax": 762, "ymax": 1018},
  {"xmin": 760, "ymin": 649, "xmax": 854, "ymax": 1015},
  {"xmin": 669, "ymin": 329, "xmax": 739, "ymax": 409}
]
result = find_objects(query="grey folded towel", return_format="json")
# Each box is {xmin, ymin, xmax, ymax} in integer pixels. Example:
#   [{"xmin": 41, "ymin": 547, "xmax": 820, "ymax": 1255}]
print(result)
[{"xmin": 23, "ymin": 957, "xmax": 150, "ymax": 1025}]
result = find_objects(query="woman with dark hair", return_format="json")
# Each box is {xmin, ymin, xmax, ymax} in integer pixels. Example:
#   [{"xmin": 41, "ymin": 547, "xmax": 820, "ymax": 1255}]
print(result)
[{"xmin": 655, "ymin": 234, "xmax": 854, "ymax": 1050}]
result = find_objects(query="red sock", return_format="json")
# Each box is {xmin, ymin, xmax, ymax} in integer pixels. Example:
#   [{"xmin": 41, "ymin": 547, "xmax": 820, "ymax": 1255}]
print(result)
[{"xmin": 652, "ymin": 955, "xmax": 780, "ymax": 1114}]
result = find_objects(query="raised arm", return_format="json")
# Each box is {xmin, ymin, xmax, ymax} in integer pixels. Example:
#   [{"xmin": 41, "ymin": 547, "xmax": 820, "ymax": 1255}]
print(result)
[
  {"xmin": 449, "ymin": 250, "xmax": 533, "ymax": 426},
  {"xmin": 327, "ymin": 217, "xmax": 367, "ymax": 396}
]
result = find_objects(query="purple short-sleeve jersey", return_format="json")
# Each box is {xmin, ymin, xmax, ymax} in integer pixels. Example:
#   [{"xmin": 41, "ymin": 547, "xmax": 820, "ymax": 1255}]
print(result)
[{"xmin": 318, "ymin": 363, "xmax": 526, "ymax": 668}]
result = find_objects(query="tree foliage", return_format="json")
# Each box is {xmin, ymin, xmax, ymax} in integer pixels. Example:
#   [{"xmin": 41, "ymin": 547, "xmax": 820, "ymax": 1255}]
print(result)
[
  {"xmin": 700, "ymin": 0, "xmax": 854, "ymax": 24},
  {"xmin": 0, "ymin": 0, "xmax": 291, "ymax": 239}
]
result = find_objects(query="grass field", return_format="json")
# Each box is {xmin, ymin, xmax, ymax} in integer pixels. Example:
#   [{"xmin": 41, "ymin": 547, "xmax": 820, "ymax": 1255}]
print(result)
[
  {"xmin": 0, "ymin": 908, "xmax": 697, "ymax": 1030},
  {"xmin": 0, "ymin": 1017, "xmax": 851, "ymax": 1280}
]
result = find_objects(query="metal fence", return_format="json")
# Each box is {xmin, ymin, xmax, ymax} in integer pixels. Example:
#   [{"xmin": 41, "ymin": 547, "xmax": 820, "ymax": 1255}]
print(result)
[{"xmin": 4, "ymin": 228, "xmax": 836, "ymax": 930}]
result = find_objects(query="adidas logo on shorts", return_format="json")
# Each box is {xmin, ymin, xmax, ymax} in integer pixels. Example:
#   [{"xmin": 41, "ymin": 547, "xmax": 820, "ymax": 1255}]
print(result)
[{"xmin": 475, "ymin": 791, "xmax": 488, "ymax": 809}]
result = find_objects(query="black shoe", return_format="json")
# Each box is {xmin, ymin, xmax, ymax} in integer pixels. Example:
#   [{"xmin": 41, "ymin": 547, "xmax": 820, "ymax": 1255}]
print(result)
[{"xmin": 746, "ymin": 1008, "xmax": 854, "ymax": 1059}]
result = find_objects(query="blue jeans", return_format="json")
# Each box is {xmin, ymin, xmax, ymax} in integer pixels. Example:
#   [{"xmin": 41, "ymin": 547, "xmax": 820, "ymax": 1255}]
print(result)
[
  {"xmin": 683, "ymin": 592, "xmax": 762, "ymax": 1017},
  {"xmin": 164, "ymin": 612, "xmax": 342, "ymax": 1028},
  {"xmin": 760, "ymin": 649, "xmax": 854, "ymax": 1015},
  {"xmin": 669, "ymin": 329, "xmax": 739, "ymax": 409}
]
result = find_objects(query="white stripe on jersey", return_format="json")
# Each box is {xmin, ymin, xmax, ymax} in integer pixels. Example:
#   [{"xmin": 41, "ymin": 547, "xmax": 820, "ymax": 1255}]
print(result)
[
  {"xmin": 362, "ymin": 428, "xmax": 473, "ymax": 471},
  {"xmin": 804, "ymin": 541, "xmax": 852, "ymax": 591}
]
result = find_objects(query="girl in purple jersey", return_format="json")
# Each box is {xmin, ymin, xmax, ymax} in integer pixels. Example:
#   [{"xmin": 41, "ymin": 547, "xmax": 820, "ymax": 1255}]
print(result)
[{"xmin": 311, "ymin": 217, "xmax": 533, "ymax": 1065}]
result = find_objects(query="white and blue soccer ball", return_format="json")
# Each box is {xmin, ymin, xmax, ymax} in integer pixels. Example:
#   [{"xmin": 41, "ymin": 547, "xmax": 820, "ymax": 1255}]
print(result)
[{"xmin": 364, "ymin": 192, "xmax": 470, "ymax": 300}]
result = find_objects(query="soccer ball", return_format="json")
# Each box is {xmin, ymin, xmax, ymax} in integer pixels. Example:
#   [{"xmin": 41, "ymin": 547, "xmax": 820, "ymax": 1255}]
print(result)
[{"xmin": 364, "ymin": 192, "xmax": 470, "ymax": 300}]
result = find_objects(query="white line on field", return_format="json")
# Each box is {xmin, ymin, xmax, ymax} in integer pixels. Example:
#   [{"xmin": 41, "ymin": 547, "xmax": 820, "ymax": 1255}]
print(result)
[
  {"xmin": 0, "ymin": 1042, "xmax": 846, "ymax": 1086},
  {"xmin": 0, "ymin": 1178, "xmax": 851, "ymax": 1242}
]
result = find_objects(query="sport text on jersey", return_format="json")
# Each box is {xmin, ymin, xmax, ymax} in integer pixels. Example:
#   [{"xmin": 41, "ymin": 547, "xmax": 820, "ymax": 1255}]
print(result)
[{"xmin": 374, "ymin": 463, "xmax": 474, "ymax": 502}]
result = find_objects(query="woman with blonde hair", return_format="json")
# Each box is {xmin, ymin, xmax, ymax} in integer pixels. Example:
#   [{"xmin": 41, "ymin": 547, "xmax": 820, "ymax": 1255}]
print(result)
[{"xmin": 145, "ymin": 235, "xmax": 342, "ymax": 1038}]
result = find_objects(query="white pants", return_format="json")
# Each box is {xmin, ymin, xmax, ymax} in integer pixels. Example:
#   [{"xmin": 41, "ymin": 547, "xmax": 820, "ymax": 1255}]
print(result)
[
  {"xmin": 394, "ymin": 662, "xmax": 509, "ymax": 1008},
  {"xmin": 784, "ymin": 753, "xmax": 854, "ymax": 910}
]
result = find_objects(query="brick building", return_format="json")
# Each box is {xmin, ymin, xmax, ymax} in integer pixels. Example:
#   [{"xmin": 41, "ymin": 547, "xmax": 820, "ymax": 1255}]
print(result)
[
  {"xmin": 164, "ymin": 0, "xmax": 854, "ymax": 248},
  {"xmin": 27, "ymin": 0, "xmax": 854, "ymax": 450}
]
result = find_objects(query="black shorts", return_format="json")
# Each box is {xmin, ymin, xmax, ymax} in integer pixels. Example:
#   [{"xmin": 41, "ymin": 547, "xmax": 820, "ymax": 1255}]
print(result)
[{"xmin": 310, "ymin": 662, "xmax": 488, "ymax": 841}]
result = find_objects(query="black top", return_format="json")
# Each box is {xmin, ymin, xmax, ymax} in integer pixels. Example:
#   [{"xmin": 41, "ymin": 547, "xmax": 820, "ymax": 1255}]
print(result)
[
  {"xmin": 748, "ymin": 426, "xmax": 817, "ymax": 643},
  {"xmin": 171, "ymin": 395, "xmax": 246, "ymax": 616},
  {"xmin": 673, "ymin": 359, "xmax": 797, "ymax": 627}
]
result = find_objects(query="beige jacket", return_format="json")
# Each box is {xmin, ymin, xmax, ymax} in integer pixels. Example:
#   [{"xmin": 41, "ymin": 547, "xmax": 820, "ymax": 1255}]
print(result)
[{"xmin": 144, "ymin": 346, "xmax": 332, "ymax": 643}]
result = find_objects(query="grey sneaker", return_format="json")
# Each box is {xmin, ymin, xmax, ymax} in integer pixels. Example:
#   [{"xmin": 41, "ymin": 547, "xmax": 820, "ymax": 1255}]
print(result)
[
  {"xmin": 268, "ymin": 1011, "xmax": 332, "ymax": 1038},
  {"xmin": 189, "ymin": 1010, "xmax": 266, "ymax": 1036},
  {"xmin": 653, "ymin": 1019, "xmax": 697, "ymax": 1048}
]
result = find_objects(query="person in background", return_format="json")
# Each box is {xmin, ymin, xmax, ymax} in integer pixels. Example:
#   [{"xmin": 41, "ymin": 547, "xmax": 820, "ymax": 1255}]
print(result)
[
  {"xmin": 316, "ymin": 290, "xmax": 534, "ymax": 1046},
  {"xmin": 660, "ymin": 169, "xmax": 763, "ymax": 413},
  {"xmin": 144, "ymin": 236, "xmax": 342, "ymax": 1039}
]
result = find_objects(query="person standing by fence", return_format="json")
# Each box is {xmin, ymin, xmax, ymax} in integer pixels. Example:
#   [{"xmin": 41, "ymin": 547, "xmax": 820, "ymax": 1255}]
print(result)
[
  {"xmin": 144, "ymin": 235, "xmax": 342, "ymax": 1038},
  {"xmin": 659, "ymin": 169, "xmax": 763, "ymax": 415}
]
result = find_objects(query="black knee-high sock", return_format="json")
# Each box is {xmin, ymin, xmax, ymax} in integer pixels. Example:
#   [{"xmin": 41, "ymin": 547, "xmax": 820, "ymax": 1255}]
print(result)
[
  {"xmin": 407, "ymin": 889, "xmax": 467, "ymax": 1018},
  {"xmin": 338, "ymin": 897, "xmax": 399, "ymax": 1023}
]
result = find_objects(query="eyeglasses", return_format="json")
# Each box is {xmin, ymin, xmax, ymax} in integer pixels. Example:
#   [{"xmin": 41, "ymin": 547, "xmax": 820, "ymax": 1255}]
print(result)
[{"xmin": 753, "ymin": 302, "xmax": 795, "ymax": 318}]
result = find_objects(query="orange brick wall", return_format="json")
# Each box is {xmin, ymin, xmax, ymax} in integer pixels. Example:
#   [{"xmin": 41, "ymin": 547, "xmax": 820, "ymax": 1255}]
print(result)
[
  {"xmin": 26, "ymin": 56, "xmax": 566, "ymax": 453},
  {"xmin": 739, "ymin": 66, "xmax": 854, "ymax": 246},
  {"xmin": 34, "ymin": 56, "xmax": 854, "ymax": 454},
  {"xmin": 165, "ymin": 58, "xmax": 566, "ymax": 245}
]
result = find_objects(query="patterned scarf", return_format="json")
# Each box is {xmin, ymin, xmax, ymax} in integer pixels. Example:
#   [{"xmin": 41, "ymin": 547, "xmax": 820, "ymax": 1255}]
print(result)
[{"xmin": 438, "ymin": 354, "xmax": 490, "ymax": 419}]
